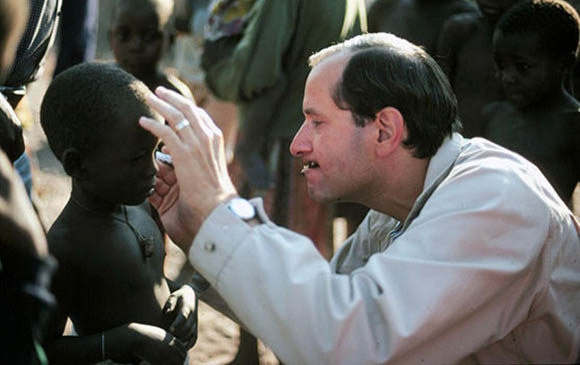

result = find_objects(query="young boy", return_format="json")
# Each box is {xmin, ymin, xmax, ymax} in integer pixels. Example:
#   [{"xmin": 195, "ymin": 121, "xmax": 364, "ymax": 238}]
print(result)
[
  {"xmin": 482, "ymin": 0, "xmax": 580, "ymax": 206},
  {"xmin": 109, "ymin": 0, "xmax": 194, "ymax": 100},
  {"xmin": 41, "ymin": 62, "xmax": 197, "ymax": 364},
  {"xmin": 437, "ymin": 0, "xmax": 519, "ymax": 137}
]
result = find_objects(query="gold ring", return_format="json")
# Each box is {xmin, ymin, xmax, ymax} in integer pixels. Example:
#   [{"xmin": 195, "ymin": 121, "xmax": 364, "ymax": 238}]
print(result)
[{"xmin": 175, "ymin": 119, "xmax": 190, "ymax": 131}]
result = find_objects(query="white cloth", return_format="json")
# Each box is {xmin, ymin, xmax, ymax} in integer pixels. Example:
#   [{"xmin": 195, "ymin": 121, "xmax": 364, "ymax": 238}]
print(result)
[{"xmin": 189, "ymin": 133, "xmax": 580, "ymax": 364}]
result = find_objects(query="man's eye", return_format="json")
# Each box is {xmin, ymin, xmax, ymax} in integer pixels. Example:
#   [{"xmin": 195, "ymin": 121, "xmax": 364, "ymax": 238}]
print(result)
[{"xmin": 312, "ymin": 120, "xmax": 323, "ymax": 127}]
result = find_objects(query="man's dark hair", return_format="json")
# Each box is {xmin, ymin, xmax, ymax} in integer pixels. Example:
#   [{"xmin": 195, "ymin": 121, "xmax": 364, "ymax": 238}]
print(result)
[
  {"xmin": 40, "ymin": 62, "xmax": 152, "ymax": 161},
  {"xmin": 309, "ymin": 33, "xmax": 461, "ymax": 159},
  {"xmin": 497, "ymin": 0, "xmax": 580, "ymax": 61}
]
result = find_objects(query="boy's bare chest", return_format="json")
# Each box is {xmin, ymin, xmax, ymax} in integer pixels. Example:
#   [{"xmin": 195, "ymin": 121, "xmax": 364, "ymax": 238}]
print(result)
[{"xmin": 64, "ymin": 210, "xmax": 172, "ymax": 333}]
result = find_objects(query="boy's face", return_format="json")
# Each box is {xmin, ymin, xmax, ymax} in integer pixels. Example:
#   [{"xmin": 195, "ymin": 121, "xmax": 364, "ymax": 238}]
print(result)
[
  {"xmin": 475, "ymin": 0, "xmax": 518, "ymax": 23},
  {"xmin": 82, "ymin": 103, "xmax": 160, "ymax": 206},
  {"xmin": 110, "ymin": 5, "xmax": 170, "ymax": 78},
  {"xmin": 493, "ymin": 30, "xmax": 562, "ymax": 108}
]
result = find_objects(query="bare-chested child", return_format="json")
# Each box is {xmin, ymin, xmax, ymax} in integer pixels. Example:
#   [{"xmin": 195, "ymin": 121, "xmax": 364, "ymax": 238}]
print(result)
[
  {"xmin": 368, "ymin": 0, "xmax": 477, "ymax": 56},
  {"xmin": 109, "ymin": 0, "xmax": 193, "ymax": 100},
  {"xmin": 483, "ymin": 0, "xmax": 580, "ymax": 206},
  {"xmin": 41, "ymin": 63, "xmax": 197, "ymax": 364},
  {"xmin": 437, "ymin": 0, "xmax": 519, "ymax": 137}
]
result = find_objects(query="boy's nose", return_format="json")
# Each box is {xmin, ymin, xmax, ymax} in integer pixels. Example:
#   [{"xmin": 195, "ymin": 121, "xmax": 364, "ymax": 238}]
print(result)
[
  {"xmin": 148, "ymin": 155, "xmax": 159, "ymax": 175},
  {"xmin": 500, "ymin": 67, "xmax": 517, "ymax": 85},
  {"xmin": 289, "ymin": 121, "xmax": 312, "ymax": 157},
  {"xmin": 127, "ymin": 35, "xmax": 145, "ymax": 51}
]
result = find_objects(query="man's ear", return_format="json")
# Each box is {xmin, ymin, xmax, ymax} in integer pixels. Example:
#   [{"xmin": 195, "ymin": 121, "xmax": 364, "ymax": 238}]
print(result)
[
  {"xmin": 62, "ymin": 148, "xmax": 86, "ymax": 180},
  {"xmin": 374, "ymin": 107, "xmax": 405, "ymax": 157}
]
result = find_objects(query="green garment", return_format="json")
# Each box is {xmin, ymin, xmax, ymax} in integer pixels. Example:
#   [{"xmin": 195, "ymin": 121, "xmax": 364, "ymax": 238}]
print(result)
[{"xmin": 204, "ymin": 0, "xmax": 365, "ymax": 139}]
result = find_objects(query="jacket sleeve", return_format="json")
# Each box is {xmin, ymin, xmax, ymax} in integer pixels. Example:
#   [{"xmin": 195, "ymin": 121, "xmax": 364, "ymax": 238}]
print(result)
[{"xmin": 188, "ymin": 163, "xmax": 561, "ymax": 364}]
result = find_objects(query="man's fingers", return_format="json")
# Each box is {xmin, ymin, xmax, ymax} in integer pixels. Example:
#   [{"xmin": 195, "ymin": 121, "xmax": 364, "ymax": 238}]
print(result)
[
  {"xmin": 154, "ymin": 175, "xmax": 173, "ymax": 196},
  {"xmin": 156, "ymin": 87, "xmax": 218, "ymax": 141},
  {"xmin": 148, "ymin": 193, "xmax": 162, "ymax": 211},
  {"xmin": 146, "ymin": 91, "xmax": 197, "ymax": 143},
  {"xmin": 155, "ymin": 86, "xmax": 194, "ymax": 117},
  {"xmin": 156, "ymin": 162, "xmax": 178, "ymax": 185},
  {"xmin": 140, "ymin": 117, "xmax": 184, "ymax": 152}
]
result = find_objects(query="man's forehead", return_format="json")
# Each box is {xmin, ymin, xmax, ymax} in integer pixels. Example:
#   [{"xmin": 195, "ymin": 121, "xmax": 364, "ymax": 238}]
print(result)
[
  {"xmin": 310, "ymin": 51, "xmax": 352, "ymax": 78},
  {"xmin": 306, "ymin": 52, "xmax": 350, "ymax": 92}
]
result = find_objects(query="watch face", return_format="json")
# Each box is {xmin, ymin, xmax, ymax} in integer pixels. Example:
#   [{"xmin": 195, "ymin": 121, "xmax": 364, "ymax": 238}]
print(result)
[{"xmin": 229, "ymin": 198, "xmax": 256, "ymax": 220}]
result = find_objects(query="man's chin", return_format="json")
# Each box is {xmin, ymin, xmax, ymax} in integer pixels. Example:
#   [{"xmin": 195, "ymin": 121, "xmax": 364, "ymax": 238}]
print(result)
[{"xmin": 307, "ymin": 188, "xmax": 335, "ymax": 204}]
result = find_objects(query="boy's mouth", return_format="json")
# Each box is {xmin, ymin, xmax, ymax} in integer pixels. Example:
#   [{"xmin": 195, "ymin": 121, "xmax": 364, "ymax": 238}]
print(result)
[{"xmin": 301, "ymin": 161, "xmax": 319, "ymax": 175}]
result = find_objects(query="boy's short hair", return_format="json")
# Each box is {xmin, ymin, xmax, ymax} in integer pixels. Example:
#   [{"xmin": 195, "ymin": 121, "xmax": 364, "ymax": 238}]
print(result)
[
  {"xmin": 497, "ymin": 0, "xmax": 580, "ymax": 61},
  {"xmin": 40, "ymin": 62, "xmax": 152, "ymax": 161},
  {"xmin": 114, "ymin": 0, "xmax": 175, "ymax": 29}
]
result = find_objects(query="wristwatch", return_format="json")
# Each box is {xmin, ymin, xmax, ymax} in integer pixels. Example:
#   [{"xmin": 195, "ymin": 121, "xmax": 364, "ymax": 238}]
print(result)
[{"xmin": 227, "ymin": 197, "xmax": 258, "ymax": 224}]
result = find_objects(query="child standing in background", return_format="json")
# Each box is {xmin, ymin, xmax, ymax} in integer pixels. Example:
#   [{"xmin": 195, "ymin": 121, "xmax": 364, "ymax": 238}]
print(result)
[
  {"xmin": 110, "ymin": 0, "xmax": 194, "ymax": 100},
  {"xmin": 483, "ymin": 0, "xmax": 580, "ymax": 206},
  {"xmin": 437, "ymin": 0, "xmax": 519, "ymax": 137}
]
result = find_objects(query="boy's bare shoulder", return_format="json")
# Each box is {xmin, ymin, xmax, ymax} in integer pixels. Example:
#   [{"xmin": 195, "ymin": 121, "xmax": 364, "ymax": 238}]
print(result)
[
  {"xmin": 47, "ymin": 203, "xmax": 98, "ymax": 258},
  {"xmin": 440, "ymin": 11, "xmax": 482, "ymax": 40},
  {"xmin": 446, "ymin": 0, "xmax": 478, "ymax": 14}
]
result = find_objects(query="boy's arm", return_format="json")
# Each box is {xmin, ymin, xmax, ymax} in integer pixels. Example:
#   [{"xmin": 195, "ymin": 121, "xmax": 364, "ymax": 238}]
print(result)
[
  {"xmin": 45, "ymin": 321, "xmax": 188, "ymax": 364},
  {"xmin": 436, "ymin": 14, "xmax": 474, "ymax": 84},
  {"xmin": 41, "ymin": 257, "xmax": 140, "ymax": 364}
]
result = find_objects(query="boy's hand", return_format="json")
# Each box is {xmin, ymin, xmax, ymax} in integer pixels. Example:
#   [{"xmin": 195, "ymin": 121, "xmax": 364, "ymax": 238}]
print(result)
[
  {"xmin": 163, "ymin": 285, "xmax": 198, "ymax": 349},
  {"xmin": 129, "ymin": 323, "xmax": 187, "ymax": 365}
]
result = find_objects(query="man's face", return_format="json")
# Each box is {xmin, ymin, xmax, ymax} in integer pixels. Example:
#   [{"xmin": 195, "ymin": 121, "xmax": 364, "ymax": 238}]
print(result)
[{"xmin": 290, "ymin": 53, "xmax": 375, "ymax": 204}]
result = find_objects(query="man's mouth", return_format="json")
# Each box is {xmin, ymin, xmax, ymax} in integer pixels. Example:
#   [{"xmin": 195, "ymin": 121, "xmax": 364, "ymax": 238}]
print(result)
[{"xmin": 301, "ymin": 161, "xmax": 319, "ymax": 175}]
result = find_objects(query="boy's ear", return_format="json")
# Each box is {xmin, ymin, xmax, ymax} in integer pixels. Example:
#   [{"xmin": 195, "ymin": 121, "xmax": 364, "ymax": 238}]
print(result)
[
  {"xmin": 62, "ymin": 148, "xmax": 87, "ymax": 180},
  {"xmin": 374, "ymin": 107, "xmax": 406, "ymax": 157}
]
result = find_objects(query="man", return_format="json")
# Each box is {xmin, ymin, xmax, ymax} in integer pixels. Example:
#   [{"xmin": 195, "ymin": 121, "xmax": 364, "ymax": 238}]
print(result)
[{"xmin": 140, "ymin": 33, "xmax": 580, "ymax": 364}]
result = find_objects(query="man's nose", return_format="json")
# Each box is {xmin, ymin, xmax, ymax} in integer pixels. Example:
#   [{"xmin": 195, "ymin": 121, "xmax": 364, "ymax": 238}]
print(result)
[{"xmin": 289, "ymin": 122, "xmax": 311, "ymax": 157}]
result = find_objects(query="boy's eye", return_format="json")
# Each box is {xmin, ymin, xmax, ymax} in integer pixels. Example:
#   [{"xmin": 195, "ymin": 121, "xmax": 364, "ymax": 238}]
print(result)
[
  {"xmin": 143, "ymin": 29, "xmax": 163, "ymax": 42},
  {"xmin": 312, "ymin": 120, "xmax": 323, "ymax": 128},
  {"xmin": 516, "ymin": 63, "xmax": 530, "ymax": 72},
  {"xmin": 132, "ymin": 152, "xmax": 148, "ymax": 162},
  {"xmin": 113, "ymin": 27, "xmax": 130, "ymax": 42}
]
